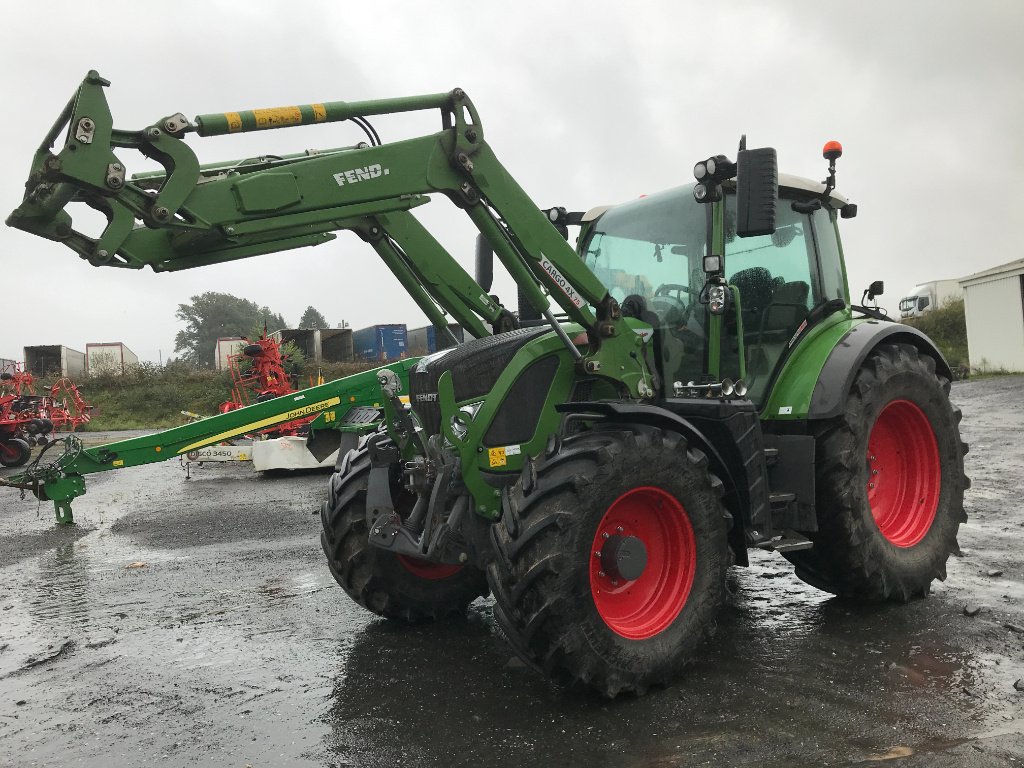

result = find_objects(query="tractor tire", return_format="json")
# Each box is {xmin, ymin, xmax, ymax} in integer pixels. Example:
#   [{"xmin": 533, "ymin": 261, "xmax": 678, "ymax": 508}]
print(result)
[
  {"xmin": 0, "ymin": 438, "xmax": 31, "ymax": 468},
  {"xmin": 320, "ymin": 444, "xmax": 489, "ymax": 622},
  {"xmin": 488, "ymin": 428, "xmax": 731, "ymax": 697},
  {"xmin": 785, "ymin": 342, "xmax": 969, "ymax": 601},
  {"xmin": 243, "ymin": 343, "xmax": 264, "ymax": 357}
]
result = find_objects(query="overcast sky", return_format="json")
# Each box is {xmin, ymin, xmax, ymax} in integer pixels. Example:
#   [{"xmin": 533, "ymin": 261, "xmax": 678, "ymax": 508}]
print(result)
[{"xmin": 2, "ymin": 1, "xmax": 1021, "ymax": 363}]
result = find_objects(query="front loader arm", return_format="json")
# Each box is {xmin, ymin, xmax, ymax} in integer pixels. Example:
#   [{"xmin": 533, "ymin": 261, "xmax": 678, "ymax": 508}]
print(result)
[
  {"xmin": 8, "ymin": 71, "xmax": 651, "ymax": 396},
  {"xmin": 362, "ymin": 211, "xmax": 501, "ymax": 340}
]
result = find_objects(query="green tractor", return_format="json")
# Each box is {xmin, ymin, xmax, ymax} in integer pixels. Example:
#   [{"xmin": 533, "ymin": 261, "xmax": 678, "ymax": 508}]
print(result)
[{"xmin": 8, "ymin": 73, "xmax": 968, "ymax": 696}]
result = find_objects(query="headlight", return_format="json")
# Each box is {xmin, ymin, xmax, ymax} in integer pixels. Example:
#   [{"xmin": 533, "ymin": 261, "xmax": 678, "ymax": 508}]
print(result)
[
  {"xmin": 708, "ymin": 285, "xmax": 727, "ymax": 314},
  {"xmin": 449, "ymin": 401, "xmax": 483, "ymax": 440}
]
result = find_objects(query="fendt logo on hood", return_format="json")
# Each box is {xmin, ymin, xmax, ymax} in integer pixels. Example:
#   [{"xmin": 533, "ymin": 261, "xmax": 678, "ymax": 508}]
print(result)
[
  {"xmin": 333, "ymin": 164, "xmax": 390, "ymax": 186},
  {"xmin": 415, "ymin": 392, "xmax": 438, "ymax": 403}
]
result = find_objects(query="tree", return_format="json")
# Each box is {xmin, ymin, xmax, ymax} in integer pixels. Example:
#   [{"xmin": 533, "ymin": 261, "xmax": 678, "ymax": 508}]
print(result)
[
  {"xmin": 299, "ymin": 305, "xmax": 329, "ymax": 329},
  {"xmin": 174, "ymin": 292, "xmax": 289, "ymax": 368}
]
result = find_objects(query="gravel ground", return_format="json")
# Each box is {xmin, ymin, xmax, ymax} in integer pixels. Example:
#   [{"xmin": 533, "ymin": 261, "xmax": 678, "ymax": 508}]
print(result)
[{"xmin": 0, "ymin": 377, "xmax": 1022, "ymax": 767}]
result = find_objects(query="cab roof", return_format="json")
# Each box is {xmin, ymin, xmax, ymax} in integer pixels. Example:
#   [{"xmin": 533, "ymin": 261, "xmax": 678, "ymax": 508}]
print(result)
[{"xmin": 582, "ymin": 173, "xmax": 851, "ymax": 222}]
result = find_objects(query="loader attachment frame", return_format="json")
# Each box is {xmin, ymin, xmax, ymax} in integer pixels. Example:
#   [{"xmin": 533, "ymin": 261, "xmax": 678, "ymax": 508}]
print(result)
[{"xmin": 8, "ymin": 71, "xmax": 649, "ymax": 397}]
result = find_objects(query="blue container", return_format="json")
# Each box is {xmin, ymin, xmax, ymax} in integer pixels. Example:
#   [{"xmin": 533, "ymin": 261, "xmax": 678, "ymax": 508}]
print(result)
[
  {"xmin": 408, "ymin": 324, "xmax": 465, "ymax": 355},
  {"xmin": 352, "ymin": 324, "xmax": 408, "ymax": 362}
]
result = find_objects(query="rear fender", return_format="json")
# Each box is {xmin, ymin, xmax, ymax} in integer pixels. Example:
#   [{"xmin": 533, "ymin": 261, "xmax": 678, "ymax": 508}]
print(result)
[
  {"xmin": 807, "ymin": 322, "xmax": 952, "ymax": 420},
  {"xmin": 762, "ymin": 314, "xmax": 951, "ymax": 421}
]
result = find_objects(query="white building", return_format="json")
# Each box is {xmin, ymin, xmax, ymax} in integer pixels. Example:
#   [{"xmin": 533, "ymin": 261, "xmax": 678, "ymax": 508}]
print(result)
[{"xmin": 960, "ymin": 258, "xmax": 1024, "ymax": 372}]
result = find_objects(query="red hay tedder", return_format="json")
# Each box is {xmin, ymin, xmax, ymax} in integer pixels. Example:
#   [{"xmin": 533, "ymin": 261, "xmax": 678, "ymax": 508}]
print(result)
[
  {"xmin": 217, "ymin": 333, "xmax": 313, "ymax": 438},
  {"xmin": 0, "ymin": 362, "xmax": 94, "ymax": 467}
]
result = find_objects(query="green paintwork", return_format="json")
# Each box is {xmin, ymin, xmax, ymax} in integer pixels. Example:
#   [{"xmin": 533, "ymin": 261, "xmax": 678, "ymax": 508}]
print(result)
[
  {"xmin": 7, "ymin": 69, "xmax": 888, "ymax": 540},
  {"xmin": 760, "ymin": 309, "xmax": 859, "ymax": 420},
  {"xmin": 10, "ymin": 359, "xmax": 418, "ymax": 522},
  {"xmin": 707, "ymin": 194, "xmax": 727, "ymax": 378},
  {"xmin": 372, "ymin": 212, "xmax": 497, "ymax": 338},
  {"xmin": 8, "ymin": 71, "xmax": 652, "ymax": 400},
  {"xmin": 434, "ymin": 330, "xmax": 581, "ymax": 518}
]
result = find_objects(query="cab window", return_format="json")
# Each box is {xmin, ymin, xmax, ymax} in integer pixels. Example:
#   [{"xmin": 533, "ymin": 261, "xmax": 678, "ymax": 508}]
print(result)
[
  {"xmin": 581, "ymin": 185, "xmax": 709, "ymax": 387},
  {"xmin": 724, "ymin": 196, "xmax": 819, "ymax": 403}
]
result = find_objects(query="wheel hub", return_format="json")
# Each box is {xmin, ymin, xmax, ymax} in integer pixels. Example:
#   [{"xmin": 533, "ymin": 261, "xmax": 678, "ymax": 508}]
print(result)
[
  {"xmin": 589, "ymin": 486, "xmax": 696, "ymax": 640},
  {"xmin": 866, "ymin": 399, "xmax": 941, "ymax": 548},
  {"xmin": 600, "ymin": 534, "xmax": 648, "ymax": 582}
]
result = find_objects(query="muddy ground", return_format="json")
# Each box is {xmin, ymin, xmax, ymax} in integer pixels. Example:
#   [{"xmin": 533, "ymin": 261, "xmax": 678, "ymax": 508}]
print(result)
[{"xmin": 1, "ymin": 376, "xmax": 1022, "ymax": 767}]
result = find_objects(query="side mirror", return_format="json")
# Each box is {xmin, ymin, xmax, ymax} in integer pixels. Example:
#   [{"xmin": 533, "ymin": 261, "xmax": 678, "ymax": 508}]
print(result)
[
  {"xmin": 736, "ymin": 147, "xmax": 777, "ymax": 238},
  {"xmin": 867, "ymin": 280, "xmax": 884, "ymax": 299}
]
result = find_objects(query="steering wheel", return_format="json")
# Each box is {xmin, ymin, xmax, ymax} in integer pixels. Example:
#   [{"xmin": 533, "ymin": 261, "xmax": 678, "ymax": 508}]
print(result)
[
  {"xmin": 654, "ymin": 283, "xmax": 701, "ymax": 300},
  {"xmin": 652, "ymin": 283, "xmax": 701, "ymax": 322},
  {"xmin": 651, "ymin": 283, "xmax": 704, "ymax": 342}
]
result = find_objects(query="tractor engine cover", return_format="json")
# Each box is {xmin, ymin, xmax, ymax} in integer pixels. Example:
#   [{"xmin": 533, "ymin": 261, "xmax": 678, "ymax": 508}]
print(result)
[{"xmin": 408, "ymin": 327, "xmax": 550, "ymax": 439}]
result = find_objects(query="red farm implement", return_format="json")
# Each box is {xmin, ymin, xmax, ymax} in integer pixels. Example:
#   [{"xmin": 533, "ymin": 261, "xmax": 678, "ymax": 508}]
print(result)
[
  {"xmin": 218, "ymin": 334, "xmax": 311, "ymax": 438},
  {"xmin": 0, "ymin": 363, "xmax": 94, "ymax": 466}
]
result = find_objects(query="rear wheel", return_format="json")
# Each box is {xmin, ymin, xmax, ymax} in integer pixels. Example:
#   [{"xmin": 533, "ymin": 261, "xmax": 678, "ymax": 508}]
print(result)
[
  {"xmin": 488, "ymin": 428, "xmax": 730, "ymax": 696},
  {"xmin": 786, "ymin": 343, "xmax": 969, "ymax": 600},
  {"xmin": 0, "ymin": 438, "xmax": 31, "ymax": 468},
  {"xmin": 320, "ymin": 444, "xmax": 489, "ymax": 621}
]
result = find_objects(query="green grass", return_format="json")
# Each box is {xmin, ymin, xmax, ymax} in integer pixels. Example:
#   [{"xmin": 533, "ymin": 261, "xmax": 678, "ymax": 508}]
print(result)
[
  {"xmin": 900, "ymin": 298, "xmax": 969, "ymax": 371},
  {"xmin": 71, "ymin": 363, "xmax": 233, "ymax": 431},
  {"xmin": 38, "ymin": 359, "xmax": 379, "ymax": 432}
]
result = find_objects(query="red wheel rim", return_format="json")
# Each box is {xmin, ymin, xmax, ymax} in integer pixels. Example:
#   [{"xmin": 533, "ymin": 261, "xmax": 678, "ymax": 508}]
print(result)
[
  {"xmin": 396, "ymin": 555, "xmax": 463, "ymax": 580},
  {"xmin": 867, "ymin": 399, "xmax": 941, "ymax": 547},
  {"xmin": 589, "ymin": 486, "xmax": 696, "ymax": 640}
]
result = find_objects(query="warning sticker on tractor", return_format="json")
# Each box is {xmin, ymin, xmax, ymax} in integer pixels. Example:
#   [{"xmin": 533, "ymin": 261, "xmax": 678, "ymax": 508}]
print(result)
[
  {"xmin": 488, "ymin": 444, "xmax": 521, "ymax": 468},
  {"xmin": 488, "ymin": 447, "xmax": 506, "ymax": 467},
  {"xmin": 252, "ymin": 106, "xmax": 304, "ymax": 129}
]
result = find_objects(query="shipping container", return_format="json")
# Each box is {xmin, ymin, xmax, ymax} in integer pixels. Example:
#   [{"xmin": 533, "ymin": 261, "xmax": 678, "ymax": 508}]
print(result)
[
  {"xmin": 319, "ymin": 328, "xmax": 354, "ymax": 363},
  {"xmin": 352, "ymin": 324, "xmax": 408, "ymax": 362},
  {"xmin": 270, "ymin": 328, "xmax": 354, "ymax": 363},
  {"xmin": 215, "ymin": 337, "xmax": 246, "ymax": 371},
  {"xmin": 23, "ymin": 345, "xmax": 86, "ymax": 377},
  {"xmin": 86, "ymin": 342, "xmax": 139, "ymax": 375},
  {"xmin": 272, "ymin": 329, "xmax": 317, "ymax": 361},
  {"xmin": 407, "ymin": 324, "xmax": 465, "ymax": 355}
]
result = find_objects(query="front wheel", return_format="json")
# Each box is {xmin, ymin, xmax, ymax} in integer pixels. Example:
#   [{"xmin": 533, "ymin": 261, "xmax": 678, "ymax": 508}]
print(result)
[
  {"xmin": 488, "ymin": 428, "xmax": 731, "ymax": 697},
  {"xmin": 785, "ymin": 343, "xmax": 969, "ymax": 600},
  {"xmin": 320, "ymin": 444, "xmax": 489, "ymax": 622}
]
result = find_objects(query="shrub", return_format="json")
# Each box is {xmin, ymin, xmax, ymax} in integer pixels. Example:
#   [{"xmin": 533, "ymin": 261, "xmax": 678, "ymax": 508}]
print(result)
[{"xmin": 901, "ymin": 297, "xmax": 969, "ymax": 371}]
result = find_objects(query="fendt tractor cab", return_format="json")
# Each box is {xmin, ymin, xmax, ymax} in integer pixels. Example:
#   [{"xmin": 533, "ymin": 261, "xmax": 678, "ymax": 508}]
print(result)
[{"xmin": 6, "ymin": 73, "xmax": 968, "ymax": 696}]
